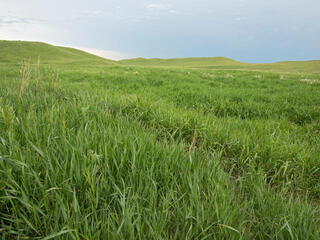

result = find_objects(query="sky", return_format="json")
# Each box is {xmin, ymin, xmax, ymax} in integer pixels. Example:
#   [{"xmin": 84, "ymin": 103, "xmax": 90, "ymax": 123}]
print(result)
[{"xmin": 0, "ymin": 0, "xmax": 319, "ymax": 62}]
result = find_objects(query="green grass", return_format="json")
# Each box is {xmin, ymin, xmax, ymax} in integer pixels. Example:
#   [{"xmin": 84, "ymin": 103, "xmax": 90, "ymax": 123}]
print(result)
[
  {"xmin": 121, "ymin": 57, "xmax": 320, "ymax": 74},
  {"xmin": 1, "ymin": 40, "xmax": 320, "ymax": 239},
  {"xmin": 120, "ymin": 57, "xmax": 246, "ymax": 67},
  {"xmin": 0, "ymin": 40, "xmax": 117, "ymax": 66}
]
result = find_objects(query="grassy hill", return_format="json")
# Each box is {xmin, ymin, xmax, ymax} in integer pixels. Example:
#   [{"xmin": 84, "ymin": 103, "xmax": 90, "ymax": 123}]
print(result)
[
  {"xmin": 1, "ymin": 40, "xmax": 320, "ymax": 239},
  {"xmin": 120, "ymin": 56, "xmax": 246, "ymax": 67},
  {"xmin": 0, "ymin": 40, "xmax": 117, "ymax": 65},
  {"xmin": 121, "ymin": 57, "xmax": 320, "ymax": 73},
  {"xmin": 2, "ymin": 40, "xmax": 319, "ymax": 73}
]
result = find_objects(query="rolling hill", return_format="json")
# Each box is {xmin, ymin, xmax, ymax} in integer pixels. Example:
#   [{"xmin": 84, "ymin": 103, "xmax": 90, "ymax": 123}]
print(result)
[
  {"xmin": 120, "ymin": 56, "xmax": 246, "ymax": 67},
  {"xmin": 120, "ymin": 57, "xmax": 320, "ymax": 73},
  {"xmin": 0, "ymin": 40, "xmax": 117, "ymax": 65},
  {"xmin": 1, "ymin": 40, "xmax": 319, "ymax": 73}
]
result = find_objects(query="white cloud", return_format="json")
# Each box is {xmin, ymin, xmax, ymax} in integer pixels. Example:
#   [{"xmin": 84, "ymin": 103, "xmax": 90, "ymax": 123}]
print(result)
[
  {"xmin": 75, "ymin": 47, "xmax": 128, "ymax": 60},
  {"xmin": 146, "ymin": 3, "xmax": 168, "ymax": 10},
  {"xmin": 144, "ymin": 3, "xmax": 181, "ymax": 16},
  {"xmin": 0, "ymin": 20, "xmax": 65, "ymax": 43},
  {"xmin": 169, "ymin": 9, "xmax": 181, "ymax": 14},
  {"xmin": 145, "ymin": 3, "xmax": 182, "ymax": 16},
  {"xmin": 0, "ymin": 15, "xmax": 41, "ymax": 25},
  {"xmin": 78, "ymin": 10, "xmax": 105, "ymax": 18}
]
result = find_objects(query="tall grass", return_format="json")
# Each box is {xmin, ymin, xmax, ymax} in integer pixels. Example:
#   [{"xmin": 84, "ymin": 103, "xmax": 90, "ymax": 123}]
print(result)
[
  {"xmin": 18, "ymin": 60, "xmax": 32, "ymax": 101},
  {"xmin": 1, "ymin": 61, "xmax": 320, "ymax": 239}
]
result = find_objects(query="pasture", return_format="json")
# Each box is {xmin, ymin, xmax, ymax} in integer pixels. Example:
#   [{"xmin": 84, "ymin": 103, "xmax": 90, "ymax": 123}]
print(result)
[{"xmin": 1, "ymin": 41, "xmax": 320, "ymax": 239}]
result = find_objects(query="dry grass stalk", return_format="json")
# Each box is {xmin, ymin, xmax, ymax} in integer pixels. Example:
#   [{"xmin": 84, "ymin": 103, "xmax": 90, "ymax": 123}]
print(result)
[
  {"xmin": 50, "ymin": 71, "xmax": 59, "ymax": 89},
  {"xmin": 18, "ymin": 60, "xmax": 31, "ymax": 101},
  {"xmin": 189, "ymin": 130, "xmax": 198, "ymax": 152},
  {"xmin": 36, "ymin": 56, "xmax": 42, "ymax": 91}
]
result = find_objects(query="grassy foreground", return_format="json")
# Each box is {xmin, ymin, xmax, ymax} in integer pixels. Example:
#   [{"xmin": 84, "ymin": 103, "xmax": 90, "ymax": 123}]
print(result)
[{"xmin": 1, "ymin": 41, "xmax": 320, "ymax": 239}]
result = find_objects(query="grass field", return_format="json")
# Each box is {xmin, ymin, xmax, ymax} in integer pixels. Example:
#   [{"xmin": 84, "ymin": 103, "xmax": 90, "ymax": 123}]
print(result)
[
  {"xmin": 120, "ymin": 57, "xmax": 320, "ymax": 74},
  {"xmin": 1, "ymin": 40, "xmax": 320, "ymax": 239}
]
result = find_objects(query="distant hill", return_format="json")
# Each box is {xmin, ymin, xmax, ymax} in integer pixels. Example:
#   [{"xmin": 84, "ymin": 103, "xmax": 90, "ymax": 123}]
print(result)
[
  {"xmin": 0, "ymin": 40, "xmax": 117, "ymax": 65},
  {"xmin": 120, "ymin": 57, "xmax": 320, "ymax": 74},
  {"xmin": 1, "ymin": 40, "xmax": 319, "ymax": 73},
  {"xmin": 120, "ymin": 57, "xmax": 246, "ymax": 67}
]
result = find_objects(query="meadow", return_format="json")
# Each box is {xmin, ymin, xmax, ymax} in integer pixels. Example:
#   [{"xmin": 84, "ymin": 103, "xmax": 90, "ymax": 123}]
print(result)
[{"xmin": 1, "ymin": 41, "xmax": 320, "ymax": 239}]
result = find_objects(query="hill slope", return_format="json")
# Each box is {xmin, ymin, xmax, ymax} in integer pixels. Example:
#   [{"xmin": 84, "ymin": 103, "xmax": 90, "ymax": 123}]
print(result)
[
  {"xmin": 120, "ymin": 57, "xmax": 246, "ymax": 67},
  {"xmin": 121, "ymin": 57, "xmax": 320, "ymax": 73},
  {"xmin": 0, "ymin": 40, "xmax": 117, "ymax": 65},
  {"xmin": 1, "ymin": 40, "xmax": 319, "ymax": 73}
]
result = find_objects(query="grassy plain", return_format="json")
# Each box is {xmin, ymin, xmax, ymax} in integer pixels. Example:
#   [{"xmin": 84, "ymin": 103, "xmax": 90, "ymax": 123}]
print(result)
[
  {"xmin": 1, "ymin": 41, "xmax": 320, "ymax": 239},
  {"xmin": 121, "ymin": 57, "xmax": 320, "ymax": 73}
]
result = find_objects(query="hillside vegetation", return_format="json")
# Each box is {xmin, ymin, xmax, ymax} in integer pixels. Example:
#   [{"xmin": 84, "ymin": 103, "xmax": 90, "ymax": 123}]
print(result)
[
  {"xmin": 120, "ymin": 57, "xmax": 246, "ymax": 67},
  {"xmin": 0, "ymin": 40, "xmax": 116, "ymax": 65},
  {"xmin": 121, "ymin": 57, "xmax": 320, "ymax": 73},
  {"xmin": 1, "ymin": 41, "xmax": 320, "ymax": 239}
]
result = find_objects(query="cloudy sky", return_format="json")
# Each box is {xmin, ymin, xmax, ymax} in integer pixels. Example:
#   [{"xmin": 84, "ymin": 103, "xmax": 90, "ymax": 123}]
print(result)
[{"xmin": 0, "ymin": 0, "xmax": 319, "ymax": 62}]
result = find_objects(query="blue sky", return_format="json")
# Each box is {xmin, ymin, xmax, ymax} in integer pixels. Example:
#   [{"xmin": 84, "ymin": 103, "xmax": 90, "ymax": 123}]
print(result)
[{"xmin": 0, "ymin": 0, "xmax": 319, "ymax": 62}]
